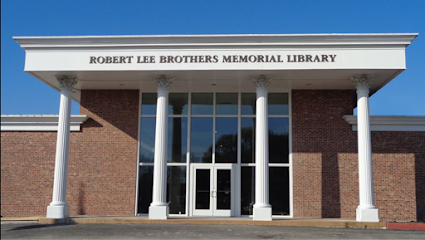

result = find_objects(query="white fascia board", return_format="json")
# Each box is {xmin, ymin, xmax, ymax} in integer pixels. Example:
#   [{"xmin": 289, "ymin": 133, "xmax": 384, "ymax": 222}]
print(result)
[
  {"xmin": 21, "ymin": 48, "xmax": 407, "ymax": 72},
  {"xmin": 1, "ymin": 115, "xmax": 89, "ymax": 132},
  {"xmin": 13, "ymin": 33, "xmax": 418, "ymax": 49},
  {"xmin": 343, "ymin": 115, "xmax": 425, "ymax": 132},
  {"xmin": 15, "ymin": 33, "xmax": 416, "ymax": 73}
]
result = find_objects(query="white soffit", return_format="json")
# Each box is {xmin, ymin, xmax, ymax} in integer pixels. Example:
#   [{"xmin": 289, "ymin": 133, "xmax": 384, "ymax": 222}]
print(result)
[
  {"xmin": 343, "ymin": 115, "xmax": 425, "ymax": 132},
  {"xmin": 14, "ymin": 33, "xmax": 418, "ymax": 102},
  {"xmin": 1, "ymin": 115, "xmax": 89, "ymax": 132}
]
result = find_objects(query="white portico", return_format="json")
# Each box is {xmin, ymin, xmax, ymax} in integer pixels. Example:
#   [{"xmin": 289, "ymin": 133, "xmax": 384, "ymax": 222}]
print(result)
[{"xmin": 14, "ymin": 33, "xmax": 417, "ymax": 221}]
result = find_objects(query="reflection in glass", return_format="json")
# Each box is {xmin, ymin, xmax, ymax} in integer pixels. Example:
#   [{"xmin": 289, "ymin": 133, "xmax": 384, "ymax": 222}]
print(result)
[
  {"xmin": 167, "ymin": 166, "xmax": 186, "ymax": 214},
  {"xmin": 268, "ymin": 93, "xmax": 289, "ymax": 115},
  {"xmin": 140, "ymin": 118, "xmax": 156, "ymax": 163},
  {"xmin": 270, "ymin": 167, "xmax": 290, "ymax": 215},
  {"xmin": 137, "ymin": 166, "xmax": 153, "ymax": 214},
  {"xmin": 269, "ymin": 118, "xmax": 289, "ymax": 163},
  {"xmin": 168, "ymin": 118, "xmax": 187, "ymax": 163},
  {"xmin": 241, "ymin": 167, "xmax": 255, "ymax": 215},
  {"xmin": 195, "ymin": 169, "xmax": 210, "ymax": 209},
  {"xmin": 216, "ymin": 93, "xmax": 238, "ymax": 115},
  {"xmin": 241, "ymin": 118, "xmax": 255, "ymax": 163},
  {"xmin": 191, "ymin": 93, "xmax": 213, "ymax": 115},
  {"xmin": 217, "ymin": 169, "xmax": 231, "ymax": 209},
  {"xmin": 215, "ymin": 118, "xmax": 237, "ymax": 163},
  {"xmin": 141, "ymin": 93, "xmax": 157, "ymax": 115},
  {"xmin": 168, "ymin": 93, "xmax": 188, "ymax": 115},
  {"xmin": 241, "ymin": 93, "xmax": 256, "ymax": 115},
  {"xmin": 190, "ymin": 118, "xmax": 213, "ymax": 163}
]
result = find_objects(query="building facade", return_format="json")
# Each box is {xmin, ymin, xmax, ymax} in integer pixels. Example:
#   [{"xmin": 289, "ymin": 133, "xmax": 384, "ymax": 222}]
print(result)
[{"xmin": 1, "ymin": 34, "xmax": 424, "ymax": 222}]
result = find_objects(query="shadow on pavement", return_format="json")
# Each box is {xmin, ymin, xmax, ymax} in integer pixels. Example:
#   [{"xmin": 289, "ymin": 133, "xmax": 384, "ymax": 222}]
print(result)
[{"xmin": 8, "ymin": 224, "xmax": 70, "ymax": 231}]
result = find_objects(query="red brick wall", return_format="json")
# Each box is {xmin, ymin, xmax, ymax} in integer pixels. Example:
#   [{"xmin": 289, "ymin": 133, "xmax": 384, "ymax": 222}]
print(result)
[
  {"xmin": 292, "ymin": 90, "xmax": 424, "ymax": 222},
  {"xmin": 372, "ymin": 132, "xmax": 425, "ymax": 222},
  {"xmin": 1, "ymin": 132, "xmax": 57, "ymax": 217},
  {"xmin": 292, "ymin": 90, "xmax": 357, "ymax": 219},
  {"xmin": 1, "ymin": 90, "xmax": 140, "ymax": 217},
  {"xmin": 1, "ymin": 89, "xmax": 423, "ymax": 222}
]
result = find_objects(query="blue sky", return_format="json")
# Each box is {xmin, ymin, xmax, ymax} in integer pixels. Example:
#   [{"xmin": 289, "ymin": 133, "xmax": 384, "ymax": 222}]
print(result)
[{"xmin": 1, "ymin": 0, "xmax": 424, "ymax": 115}]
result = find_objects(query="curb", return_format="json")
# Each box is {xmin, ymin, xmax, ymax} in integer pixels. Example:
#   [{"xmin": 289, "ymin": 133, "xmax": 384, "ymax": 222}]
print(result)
[
  {"xmin": 37, "ymin": 217, "xmax": 386, "ymax": 229},
  {"xmin": 1, "ymin": 216, "xmax": 387, "ymax": 229},
  {"xmin": 387, "ymin": 222, "xmax": 425, "ymax": 231},
  {"xmin": 1, "ymin": 216, "xmax": 43, "ymax": 221}
]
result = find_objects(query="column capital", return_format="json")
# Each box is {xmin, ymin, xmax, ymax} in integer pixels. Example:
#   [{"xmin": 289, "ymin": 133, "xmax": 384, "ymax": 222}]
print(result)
[
  {"xmin": 56, "ymin": 75, "xmax": 77, "ymax": 90},
  {"xmin": 253, "ymin": 75, "xmax": 271, "ymax": 89},
  {"xmin": 353, "ymin": 74, "xmax": 373, "ymax": 91},
  {"xmin": 155, "ymin": 75, "xmax": 173, "ymax": 90}
]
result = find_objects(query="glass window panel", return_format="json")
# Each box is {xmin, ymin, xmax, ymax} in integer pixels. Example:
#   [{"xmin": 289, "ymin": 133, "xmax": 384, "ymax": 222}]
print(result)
[
  {"xmin": 241, "ymin": 118, "xmax": 255, "ymax": 163},
  {"xmin": 270, "ymin": 167, "xmax": 290, "ymax": 215},
  {"xmin": 216, "ymin": 169, "xmax": 231, "ymax": 210},
  {"xmin": 216, "ymin": 93, "xmax": 238, "ymax": 115},
  {"xmin": 167, "ymin": 117, "xmax": 187, "ymax": 163},
  {"xmin": 195, "ymin": 169, "xmax": 210, "ymax": 209},
  {"xmin": 215, "ymin": 118, "xmax": 238, "ymax": 163},
  {"xmin": 241, "ymin": 167, "xmax": 255, "ymax": 215},
  {"xmin": 140, "ymin": 117, "xmax": 156, "ymax": 163},
  {"xmin": 168, "ymin": 93, "xmax": 188, "ymax": 115},
  {"xmin": 137, "ymin": 166, "xmax": 153, "ymax": 214},
  {"xmin": 268, "ymin": 93, "xmax": 289, "ymax": 115},
  {"xmin": 191, "ymin": 93, "xmax": 213, "ymax": 115},
  {"xmin": 167, "ymin": 166, "xmax": 186, "ymax": 214},
  {"xmin": 241, "ymin": 93, "xmax": 256, "ymax": 115},
  {"xmin": 190, "ymin": 118, "xmax": 213, "ymax": 163},
  {"xmin": 269, "ymin": 118, "xmax": 289, "ymax": 163},
  {"xmin": 141, "ymin": 93, "xmax": 157, "ymax": 115}
]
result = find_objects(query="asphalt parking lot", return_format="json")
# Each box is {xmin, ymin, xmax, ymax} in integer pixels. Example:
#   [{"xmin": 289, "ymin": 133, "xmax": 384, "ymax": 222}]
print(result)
[{"xmin": 1, "ymin": 221, "xmax": 423, "ymax": 239}]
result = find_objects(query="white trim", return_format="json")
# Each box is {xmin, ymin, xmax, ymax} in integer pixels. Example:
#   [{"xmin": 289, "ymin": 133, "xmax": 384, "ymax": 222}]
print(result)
[
  {"xmin": 134, "ymin": 91, "xmax": 142, "ymax": 216},
  {"xmin": 1, "ymin": 115, "xmax": 89, "ymax": 132},
  {"xmin": 14, "ymin": 33, "xmax": 418, "ymax": 49},
  {"xmin": 212, "ymin": 93, "xmax": 217, "ymax": 164},
  {"xmin": 343, "ymin": 115, "xmax": 425, "ymax": 132},
  {"xmin": 236, "ymin": 92, "xmax": 242, "ymax": 217},
  {"xmin": 186, "ymin": 92, "xmax": 192, "ymax": 217},
  {"xmin": 288, "ymin": 90, "xmax": 294, "ymax": 218}
]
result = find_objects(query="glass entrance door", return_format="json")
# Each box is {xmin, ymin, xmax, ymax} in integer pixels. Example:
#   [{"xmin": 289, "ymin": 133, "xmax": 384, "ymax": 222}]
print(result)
[{"xmin": 192, "ymin": 165, "xmax": 233, "ymax": 216}]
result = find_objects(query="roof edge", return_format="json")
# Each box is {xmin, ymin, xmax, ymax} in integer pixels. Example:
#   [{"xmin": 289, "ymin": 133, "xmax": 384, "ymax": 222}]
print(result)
[
  {"xmin": 13, "ymin": 33, "xmax": 420, "ymax": 39},
  {"xmin": 343, "ymin": 115, "xmax": 425, "ymax": 132},
  {"xmin": 1, "ymin": 115, "xmax": 89, "ymax": 132},
  {"xmin": 14, "ymin": 33, "xmax": 419, "ymax": 49}
]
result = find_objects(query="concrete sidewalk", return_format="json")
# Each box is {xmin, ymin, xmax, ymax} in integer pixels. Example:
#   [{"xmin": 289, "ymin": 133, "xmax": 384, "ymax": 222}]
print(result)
[
  {"xmin": 2, "ymin": 222, "xmax": 423, "ymax": 240},
  {"xmin": 2, "ymin": 216, "xmax": 387, "ymax": 229}
]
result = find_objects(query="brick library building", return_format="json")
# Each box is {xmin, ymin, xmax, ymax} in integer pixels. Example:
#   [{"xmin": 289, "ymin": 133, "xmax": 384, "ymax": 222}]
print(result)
[{"xmin": 1, "ymin": 34, "xmax": 424, "ymax": 223}]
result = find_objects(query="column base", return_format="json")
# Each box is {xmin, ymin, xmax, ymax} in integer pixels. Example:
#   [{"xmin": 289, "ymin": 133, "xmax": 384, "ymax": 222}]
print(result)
[
  {"xmin": 149, "ymin": 205, "xmax": 169, "ymax": 220},
  {"xmin": 46, "ymin": 205, "xmax": 69, "ymax": 219},
  {"xmin": 356, "ymin": 207, "xmax": 379, "ymax": 222},
  {"xmin": 253, "ymin": 205, "xmax": 272, "ymax": 221}
]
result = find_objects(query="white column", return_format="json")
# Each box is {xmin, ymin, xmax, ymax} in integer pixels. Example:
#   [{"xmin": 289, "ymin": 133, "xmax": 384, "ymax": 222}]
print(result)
[
  {"xmin": 253, "ymin": 75, "xmax": 272, "ymax": 221},
  {"xmin": 149, "ymin": 75, "xmax": 172, "ymax": 220},
  {"xmin": 354, "ymin": 75, "xmax": 379, "ymax": 222},
  {"xmin": 46, "ymin": 76, "xmax": 77, "ymax": 219}
]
